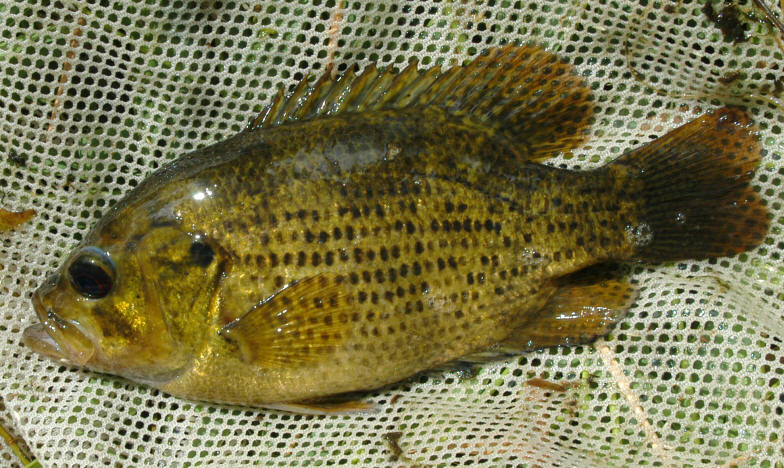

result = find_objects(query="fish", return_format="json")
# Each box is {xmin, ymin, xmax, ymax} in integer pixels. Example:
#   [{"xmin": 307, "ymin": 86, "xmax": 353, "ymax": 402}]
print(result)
[{"xmin": 22, "ymin": 45, "xmax": 769, "ymax": 412}]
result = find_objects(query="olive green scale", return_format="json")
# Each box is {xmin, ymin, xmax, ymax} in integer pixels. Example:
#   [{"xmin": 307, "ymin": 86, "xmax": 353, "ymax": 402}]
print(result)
[
  {"xmin": 91, "ymin": 46, "xmax": 642, "ymax": 405},
  {"xmin": 144, "ymin": 111, "xmax": 636, "ymax": 404},
  {"xmin": 28, "ymin": 45, "xmax": 767, "ymax": 409}
]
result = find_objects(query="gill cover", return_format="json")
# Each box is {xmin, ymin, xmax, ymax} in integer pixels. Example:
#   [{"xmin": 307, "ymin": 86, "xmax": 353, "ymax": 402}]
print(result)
[
  {"xmin": 24, "ymin": 224, "xmax": 230, "ymax": 384},
  {"xmin": 135, "ymin": 226, "xmax": 230, "ymax": 355}
]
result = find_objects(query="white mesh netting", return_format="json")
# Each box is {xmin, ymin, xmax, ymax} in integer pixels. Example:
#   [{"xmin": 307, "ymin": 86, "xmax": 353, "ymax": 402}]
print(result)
[{"xmin": 1, "ymin": 0, "xmax": 784, "ymax": 466}]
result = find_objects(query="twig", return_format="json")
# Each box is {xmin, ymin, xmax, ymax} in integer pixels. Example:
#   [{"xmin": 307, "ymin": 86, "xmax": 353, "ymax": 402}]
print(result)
[
  {"xmin": 752, "ymin": 0, "xmax": 784, "ymax": 54},
  {"xmin": 325, "ymin": 1, "xmax": 344, "ymax": 75},
  {"xmin": 0, "ymin": 421, "xmax": 32, "ymax": 466},
  {"xmin": 752, "ymin": 0, "xmax": 784, "ymax": 36},
  {"xmin": 598, "ymin": 345, "xmax": 672, "ymax": 462},
  {"xmin": 47, "ymin": 16, "xmax": 86, "ymax": 133},
  {"xmin": 775, "ymin": 33, "xmax": 784, "ymax": 54}
]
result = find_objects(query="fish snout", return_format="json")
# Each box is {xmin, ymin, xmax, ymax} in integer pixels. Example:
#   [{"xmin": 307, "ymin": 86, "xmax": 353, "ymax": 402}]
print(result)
[
  {"xmin": 36, "ymin": 273, "xmax": 61, "ymax": 298},
  {"xmin": 27, "ymin": 278, "xmax": 96, "ymax": 367}
]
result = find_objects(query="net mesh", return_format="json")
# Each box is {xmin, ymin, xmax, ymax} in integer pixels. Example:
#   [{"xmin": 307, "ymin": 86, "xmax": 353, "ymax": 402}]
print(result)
[{"xmin": 1, "ymin": 0, "xmax": 783, "ymax": 466}]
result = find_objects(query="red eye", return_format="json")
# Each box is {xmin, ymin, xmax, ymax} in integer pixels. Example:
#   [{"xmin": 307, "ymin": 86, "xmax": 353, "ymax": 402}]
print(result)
[{"xmin": 67, "ymin": 248, "xmax": 115, "ymax": 299}]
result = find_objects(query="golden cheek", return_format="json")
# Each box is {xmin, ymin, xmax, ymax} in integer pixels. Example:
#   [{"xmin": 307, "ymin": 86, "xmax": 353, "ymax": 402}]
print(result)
[
  {"xmin": 114, "ymin": 300, "xmax": 149, "ymax": 334},
  {"xmin": 91, "ymin": 302, "xmax": 145, "ymax": 340}
]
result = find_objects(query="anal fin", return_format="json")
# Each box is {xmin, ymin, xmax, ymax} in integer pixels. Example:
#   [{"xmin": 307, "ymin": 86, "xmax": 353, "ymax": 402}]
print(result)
[
  {"xmin": 263, "ymin": 399, "xmax": 377, "ymax": 415},
  {"xmin": 500, "ymin": 277, "xmax": 638, "ymax": 352}
]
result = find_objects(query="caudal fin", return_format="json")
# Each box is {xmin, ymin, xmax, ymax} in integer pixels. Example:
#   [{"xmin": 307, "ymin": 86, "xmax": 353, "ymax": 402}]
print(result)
[{"xmin": 612, "ymin": 107, "xmax": 769, "ymax": 262}]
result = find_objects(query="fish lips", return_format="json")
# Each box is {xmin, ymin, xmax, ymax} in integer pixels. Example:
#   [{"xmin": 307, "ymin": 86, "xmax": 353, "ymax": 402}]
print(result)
[{"xmin": 23, "ymin": 289, "xmax": 95, "ymax": 367}]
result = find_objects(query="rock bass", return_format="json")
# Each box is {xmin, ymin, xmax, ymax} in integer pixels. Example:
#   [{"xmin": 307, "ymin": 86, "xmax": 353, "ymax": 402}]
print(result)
[{"xmin": 23, "ymin": 45, "xmax": 769, "ymax": 412}]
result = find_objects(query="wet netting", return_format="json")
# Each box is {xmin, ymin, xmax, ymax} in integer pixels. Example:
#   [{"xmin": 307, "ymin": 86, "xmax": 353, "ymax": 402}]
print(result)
[{"xmin": 1, "ymin": 0, "xmax": 784, "ymax": 466}]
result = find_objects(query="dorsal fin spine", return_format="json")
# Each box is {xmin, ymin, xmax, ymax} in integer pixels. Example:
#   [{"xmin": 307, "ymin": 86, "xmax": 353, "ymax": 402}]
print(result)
[
  {"xmin": 329, "ymin": 68, "xmax": 356, "ymax": 114},
  {"xmin": 256, "ymin": 87, "xmax": 285, "ymax": 128},
  {"xmin": 278, "ymin": 77, "xmax": 310, "ymax": 123},
  {"xmin": 407, "ymin": 65, "xmax": 441, "ymax": 106},
  {"xmin": 298, "ymin": 66, "xmax": 335, "ymax": 120},
  {"xmin": 246, "ymin": 44, "xmax": 595, "ymax": 161},
  {"xmin": 420, "ymin": 66, "xmax": 460, "ymax": 107},
  {"xmin": 363, "ymin": 68, "xmax": 396, "ymax": 110},
  {"xmin": 321, "ymin": 70, "xmax": 354, "ymax": 116},
  {"xmin": 342, "ymin": 64, "xmax": 377, "ymax": 111},
  {"xmin": 377, "ymin": 61, "xmax": 421, "ymax": 108}
]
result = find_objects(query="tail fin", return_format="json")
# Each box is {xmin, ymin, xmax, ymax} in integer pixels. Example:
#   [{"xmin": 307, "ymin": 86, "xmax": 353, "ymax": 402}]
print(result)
[{"xmin": 612, "ymin": 107, "xmax": 769, "ymax": 262}]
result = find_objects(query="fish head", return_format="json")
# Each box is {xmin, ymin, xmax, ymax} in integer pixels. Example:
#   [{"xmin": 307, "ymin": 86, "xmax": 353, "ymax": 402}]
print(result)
[{"xmin": 24, "ymin": 218, "xmax": 226, "ymax": 383}]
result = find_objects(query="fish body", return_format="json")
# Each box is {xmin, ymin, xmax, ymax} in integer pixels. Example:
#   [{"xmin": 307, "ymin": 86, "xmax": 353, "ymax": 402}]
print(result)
[{"xmin": 24, "ymin": 46, "xmax": 768, "ymax": 408}]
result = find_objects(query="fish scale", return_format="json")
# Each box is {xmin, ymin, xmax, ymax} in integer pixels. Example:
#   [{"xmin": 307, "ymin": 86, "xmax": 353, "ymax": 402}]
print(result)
[
  {"xmin": 24, "ymin": 46, "xmax": 767, "ymax": 410},
  {"xmin": 135, "ymin": 117, "xmax": 638, "ymax": 404}
]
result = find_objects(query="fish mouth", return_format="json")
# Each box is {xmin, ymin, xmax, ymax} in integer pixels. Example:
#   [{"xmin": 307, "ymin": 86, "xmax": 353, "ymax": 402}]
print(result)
[{"xmin": 23, "ymin": 291, "xmax": 95, "ymax": 367}]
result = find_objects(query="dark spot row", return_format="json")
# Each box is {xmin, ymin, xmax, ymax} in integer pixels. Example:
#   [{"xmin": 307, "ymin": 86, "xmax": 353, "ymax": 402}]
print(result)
[{"xmin": 430, "ymin": 218, "xmax": 501, "ymax": 234}]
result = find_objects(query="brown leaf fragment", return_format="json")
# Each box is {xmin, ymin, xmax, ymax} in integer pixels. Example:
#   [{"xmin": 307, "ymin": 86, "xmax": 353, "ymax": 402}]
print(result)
[
  {"xmin": 773, "ymin": 76, "xmax": 784, "ymax": 97},
  {"xmin": 524, "ymin": 378, "xmax": 579, "ymax": 393},
  {"xmin": 0, "ymin": 209, "xmax": 35, "ymax": 232},
  {"xmin": 718, "ymin": 70, "xmax": 744, "ymax": 85},
  {"xmin": 382, "ymin": 432, "xmax": 404, "ymax": 461}
]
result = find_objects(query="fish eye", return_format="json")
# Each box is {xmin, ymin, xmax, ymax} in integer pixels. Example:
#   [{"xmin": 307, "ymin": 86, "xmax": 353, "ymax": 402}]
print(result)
[
  {"xmin": 189, "ymin": 240, "xmax": 214, "ymax": 267},
  {"xmin": 67, "ymin": 247, "xmax": 116, "ymax": 299}
]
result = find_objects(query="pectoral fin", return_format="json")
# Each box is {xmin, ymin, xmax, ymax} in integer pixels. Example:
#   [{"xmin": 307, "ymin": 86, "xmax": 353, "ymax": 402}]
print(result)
[
  {"xmin": 218, "ymin": 274, "xmax": 355, "ymax": 368},
  {"xmin": 500, "ymin": 277, "xmax": 637, "ymax": 352}
]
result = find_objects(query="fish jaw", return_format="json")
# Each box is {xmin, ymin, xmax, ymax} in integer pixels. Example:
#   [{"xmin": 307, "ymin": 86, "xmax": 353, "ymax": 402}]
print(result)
[
  {"xmin": 22, "ymin": 323, "xmax": 72, "ymax": 365},
  {"xmin": 24, "ymin": 289, "xmax": 95, "ymax": 367}
]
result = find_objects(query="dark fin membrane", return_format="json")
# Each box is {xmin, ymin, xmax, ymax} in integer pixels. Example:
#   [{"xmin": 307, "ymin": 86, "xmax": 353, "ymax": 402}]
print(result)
[
  {"xmin": 611, "ymin": 106, "xmax": 770, "ymax": 262},
  {"xmin": 251, "ymin": 45, "xmax": 594, "ymax": 160},
  {"xmin": 218, "ymin": 274, "xmax": 354, "ymax": 368},
  {"xmin": 497, "ymin": 274, "xmax": 637, "ymax": 352}
]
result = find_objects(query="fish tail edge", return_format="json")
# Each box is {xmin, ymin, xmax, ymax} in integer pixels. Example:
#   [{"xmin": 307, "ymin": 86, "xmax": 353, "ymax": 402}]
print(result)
[{"xmin": 612, "ymin": 106, "xmax": 769, "ymax": 262}]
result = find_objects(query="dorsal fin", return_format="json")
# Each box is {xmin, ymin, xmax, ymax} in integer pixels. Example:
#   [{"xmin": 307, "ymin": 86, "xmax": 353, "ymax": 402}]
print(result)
[{"xmin": 250, "ymin": 45, "xmax": 594, "ymax": 159}]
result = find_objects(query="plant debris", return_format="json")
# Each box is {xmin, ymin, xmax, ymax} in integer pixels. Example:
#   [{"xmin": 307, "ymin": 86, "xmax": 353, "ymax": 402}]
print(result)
[
  {"xmin": 0, "ymin": 420, "xmax": 34, "ymax": 466},
  {"xmin": 7, "ymin": 150, "xmax": 26, "ymax": 167},
  {"xmin": 382, "ymin": 432, "xmax": 405, "ymax": 462},
  {"xmin": 0, "ymin": 208, "xmax": 36, "ymax": 232},
  {"xmin": 703, "ymin": 1, "xmax": 750, "ymax": 43},
  {"xmin": 773, "ymin": 76, "xmax": 784, "ymax": 97},
  {"xmin": 718, "ymin": 70, "xmax": 744, "ymax": 85},
  {"xmin": 751, "ymin": 0, "xmax": 784, "ymax": 36},
  {"xmin": 525, "ymin": 378, "xmax": 579, "ymax": 393}
]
